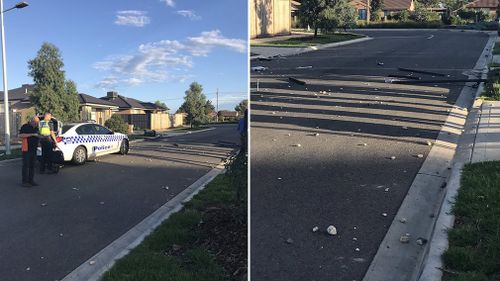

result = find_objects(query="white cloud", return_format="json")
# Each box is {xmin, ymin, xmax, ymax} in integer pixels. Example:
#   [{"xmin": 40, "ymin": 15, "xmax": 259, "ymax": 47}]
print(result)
[
  {"xmin": 94, "ymin": 30, "xmax": 246, "ymax": 89},
  {"xmin": 115, "ymin": 10, "xmax": 150, "ymax": 27},
  {"xmin": 186, "ymin": 30, "xmax": 246, "ymax": 56},
  {"xmin": 161, "ymin": 0, "xmax": 175, "ymax": 7},
  {"xmin": 176, "ymin": 10, "xmax": 201, "ymax": 20}
]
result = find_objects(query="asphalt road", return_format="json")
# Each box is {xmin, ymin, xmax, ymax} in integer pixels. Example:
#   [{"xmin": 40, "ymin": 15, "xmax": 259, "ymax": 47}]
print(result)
[
  {"xmin": 250, "ymin": 30, "xmax": 489, "ymax": 281},
  {"xmin": 0, "ymin": 124, "xmax": 238, "ymax": 281}
]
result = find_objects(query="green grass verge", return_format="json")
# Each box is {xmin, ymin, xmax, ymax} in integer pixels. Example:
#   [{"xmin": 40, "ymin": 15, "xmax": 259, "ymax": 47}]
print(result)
[
  {"xmin": 442, "ymin": 162, "xmax": 500, "ymax": 281},
  {"xmin": 356, "ymin": 20, "xmax": 444, "ymax": 29},
  {"xmin": 0, "ymin": 148, "xmax": 22, "ymax": 161},
  {"xmin": 251, "ymin": 33, "xmax": 363, "ymax": 48},
  {"xmin": 493, "ymin": 42, "xmax": 500, "ymax": 55},
  {"xmin": 102, "ymin": 152, "xmax": 247, "ymax": 281},
  {"xmin": 480, "ymin": 66, "xmax": 500, "ymax": 101}
]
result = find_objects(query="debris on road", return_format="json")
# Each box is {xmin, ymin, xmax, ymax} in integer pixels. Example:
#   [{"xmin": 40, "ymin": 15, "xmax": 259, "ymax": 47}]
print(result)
[
  {"xmin": 89, "ymin": 260, "xmax": 96, "ymax": 265},
  {"xmin": 41, "ymin": 203, "xmax": 47, "ymax": 207},
  {"xmin": 353, "ymin": 237, "xmax": 358, "ymax": 241},
  {"xmin": 26, "ymin": 267, "xmax": 30, "ymax": 271},
  {"xmin": 99, "ymin": 201, "xmax": 105, "ymax": 205},
  {"xmin": 312, "ymin": 226, "xmax": 319, "ymax": 232},
  {"xmin": 384, "ymin": 188, "xmax": 390, "ymax": 192},
  {"xmin": 72, "ymin": 187, "xmax": 79, "ymax": 191},
  {"xmin": 358, "ymin": 143, "xmax": 367, "ymax": 147},
  {"xmin": 327, "ymin": 225, "xmax": 338, "ymax": 236},
  {"xmin": 251, "ymin": 66, "xmax": 268, "ymax": 72},
  {"xmin": 390, "ymin": 156, "xmax": 396, "ymax": 160},
  {"xmin": 388, "ymin": 74, "xmax": 421, "ymax": 80},
  {"xmin": 426, "ymin": 141, "xmax": 433, "ymax": 146},
  {"xmin": 377, "ymin": 62, "xmax": 384, "ymax": 66},
  {"xmin": 417, "ymin": 154, "xmax": 424, "ymax": 158},
  {"xmin": 292, "ymin": 144, "xmax": 302, "ymax": 147},
  {"xmin": 355, "ymin": 248, "xmax": 360, "ymax": 252},
  {"xmin": 353, "ymin": 258, "xmax": 366, "ymax": 263},
  {"xmin": 416, "ymin": 238, "xmax": 428, "ymax": 246},
  {"xmin": 286, "ymin": 238, "xmax": 294, "ymax": 244},
  {"xmin": 382, "ymin": 213, "xmax": 388, "ymax": 217},
  {"xmin": 296, "ymin": 66, "xmax": 313, "ymax": 69},
  {"xmin": 288, "ymin": 77, "xmax": 306, "ymax": 85},
  {"xmin": 400, "ymin": 233, "xmax": 411, "ymax": 243}
]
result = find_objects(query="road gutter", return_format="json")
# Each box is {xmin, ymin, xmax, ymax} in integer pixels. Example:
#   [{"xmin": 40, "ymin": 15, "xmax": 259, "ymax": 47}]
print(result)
[
  {"xmin": 363, "ymin": 33, "xmax": 496, "ymax": 281},
  {"xmin": 60, "ymin": 156, "xmax": 232, "ymax": 281}
]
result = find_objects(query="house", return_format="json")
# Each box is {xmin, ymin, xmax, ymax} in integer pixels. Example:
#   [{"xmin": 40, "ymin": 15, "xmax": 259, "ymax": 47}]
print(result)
[
  {"xmin": 218, "ymin": 110, "xmax": 240, "ymax": 121},
  {"xmin": 465, "ymin": 0, "xmax": 498, "ymax": 17},
  {"xmin": 78, "ymin": 93, "xmax": 119, "ymax": 125},
  {"xmin": 250, "ymin": 0, "xmax": 292, "ymax": 38},
  {"xmin": 100, "ymin": 91, "xmax": 178, "ymax": 132},
  {"xmin": 0, "ymin": 84, "xmax": 35, "ymax": 123},
  {"xmin": 380, "ymin": 0, "xmax": 416, "ymax": 17},
  {"xmin": 351, "ymin": 0, "xmax": 370, "ymax": 20}
]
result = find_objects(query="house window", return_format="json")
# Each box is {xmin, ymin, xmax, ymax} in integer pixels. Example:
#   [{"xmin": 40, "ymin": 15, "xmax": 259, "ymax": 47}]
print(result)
[{"xmin": 358, "ymin": 9, "xmax": 367, "ymax": 20}]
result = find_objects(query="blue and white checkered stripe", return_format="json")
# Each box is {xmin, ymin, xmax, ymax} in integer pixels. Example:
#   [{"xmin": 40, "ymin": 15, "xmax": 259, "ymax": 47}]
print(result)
[{"xmin": 62, "ymin": 135, "xmax": 125, "ymax": 145}]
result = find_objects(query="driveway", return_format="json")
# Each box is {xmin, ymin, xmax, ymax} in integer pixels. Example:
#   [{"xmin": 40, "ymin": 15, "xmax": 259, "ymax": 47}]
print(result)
[
  {"xmin": 0, "ymin": 124, "xmax": 239, "ymax": 281},
  {"xmin": 250, "ymin": 30, "xmax": 489, "ymax": 281}
]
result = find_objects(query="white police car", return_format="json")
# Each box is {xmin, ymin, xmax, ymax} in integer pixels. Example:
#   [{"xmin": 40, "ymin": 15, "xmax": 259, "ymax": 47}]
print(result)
[{"xmin": 39, "ymin": 122, "xmax": 129, "ymax": 165}]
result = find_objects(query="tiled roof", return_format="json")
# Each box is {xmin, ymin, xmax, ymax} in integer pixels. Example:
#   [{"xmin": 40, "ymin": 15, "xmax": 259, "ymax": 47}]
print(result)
[
  {"xmin": 79, "ymin": 93, "xmax": 118, "ymax": 107},
  {"xmin": 140, "ymin": 102, "xmax": 169, "ymax": 111},
  {"xmin": 100, "ymin": 95, "xmax": 146, "ymax": 109},
  {"xmin": 0, "ymin": 84, "xmax": 33, "ymax": 102},
  {"xmin": 466, "ymin": 0, "xmax": 498, "ymax": 8}
]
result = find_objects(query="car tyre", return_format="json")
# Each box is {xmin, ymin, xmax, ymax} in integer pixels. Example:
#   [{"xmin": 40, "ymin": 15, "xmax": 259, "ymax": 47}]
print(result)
[
  {"xmin": 72, "ymin": 146, "xmax": 87, "ymax": 165},
  {"xmin": 119, "ymin": 140, "xmax": 129, "ymax": 155}
]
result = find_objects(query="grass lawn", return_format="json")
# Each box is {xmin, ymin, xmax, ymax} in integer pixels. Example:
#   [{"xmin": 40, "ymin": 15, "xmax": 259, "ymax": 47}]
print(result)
[
  {"xmin": 442, "ymin": 162, "xmax": 500, "ymax": 281},
  {"xmin": 493, "ymin": 42, "xmax": 500, "ymax": 55},
  {"xmin": 0, "ymin": 148, "xmax": 22, "ymax": 161},
  {"xmin": 252, "ymin": 33, "xmax": 363, "ymax": 48},
  {"xmin": 101, "ymin": 152, "xmax": 247, "ymax": 281}
]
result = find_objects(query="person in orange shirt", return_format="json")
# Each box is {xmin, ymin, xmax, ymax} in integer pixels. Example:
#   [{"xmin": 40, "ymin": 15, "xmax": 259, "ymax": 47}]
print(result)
[{"xmin": 19, "ymin": 116, "xmax": 40, "ymax": 187}]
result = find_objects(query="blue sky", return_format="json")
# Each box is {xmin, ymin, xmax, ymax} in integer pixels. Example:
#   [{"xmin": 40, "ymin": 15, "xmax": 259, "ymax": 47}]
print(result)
[{"xmin": 4, "ymin": 0, "xmax": 248, "ymax": 111}]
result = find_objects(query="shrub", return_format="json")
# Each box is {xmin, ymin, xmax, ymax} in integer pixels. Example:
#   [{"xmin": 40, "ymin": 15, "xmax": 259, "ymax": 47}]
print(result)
[
  {"xmin": 104, "ymin": 114, "xmax": 128, "ymax": 134},
  {"xmin": 410, "ymin": 7, "xmax": 441, "ymax": 22},
  {"xmin": 392, "ymin": 10, "xmax": 410, "ymax": 22}
]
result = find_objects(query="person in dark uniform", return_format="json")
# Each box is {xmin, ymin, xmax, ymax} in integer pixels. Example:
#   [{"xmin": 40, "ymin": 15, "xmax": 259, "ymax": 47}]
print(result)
[
  {"xmin": 19, "ymin": 116, "xmax": 40, "ymax": 187},
  {"xmin": 38, "ymin": 112, "xmax": 57, "ymax": 174}
]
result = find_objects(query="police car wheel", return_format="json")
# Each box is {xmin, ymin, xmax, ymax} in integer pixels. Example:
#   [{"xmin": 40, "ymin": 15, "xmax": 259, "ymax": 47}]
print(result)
[
  {"xmin": 119, "ymin": 140, "xmax": 129, "ymax": 155},
  {"xmin": 72, "ymin": 146, "xmax": 87, "ymax": 165}
]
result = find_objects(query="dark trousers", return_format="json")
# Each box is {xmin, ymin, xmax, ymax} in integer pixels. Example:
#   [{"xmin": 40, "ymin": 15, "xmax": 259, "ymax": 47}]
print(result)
[
  {"xmin": 22, "ymin": 150, "xmax": 36, "ymax": 184},
  {"xmin": 40, "ymin": 140, "xmax": 53, "ymax": 172}
]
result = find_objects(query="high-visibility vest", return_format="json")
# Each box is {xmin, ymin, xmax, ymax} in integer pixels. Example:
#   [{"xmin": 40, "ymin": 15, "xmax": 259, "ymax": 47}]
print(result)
[{"xmin": 39, "ymin": 120, "xmax": 51, "ymax": 136}]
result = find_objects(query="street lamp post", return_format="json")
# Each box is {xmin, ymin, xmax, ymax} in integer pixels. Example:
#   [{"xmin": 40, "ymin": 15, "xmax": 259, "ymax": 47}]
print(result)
[{"xmin": 1, "ymin": 1, "xmax": 28, "ymax": 155}]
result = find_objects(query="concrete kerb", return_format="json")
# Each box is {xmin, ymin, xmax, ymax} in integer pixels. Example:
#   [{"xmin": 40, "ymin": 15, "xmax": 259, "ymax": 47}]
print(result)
[
  {"xmin": 363, "ymin": 33, "xmax": 496, "ymax": 281},
  {"xmin": 417, "ymin": 35, "xmax": 495, "ymax": 281},
  {"xmin": 60, "ymin": 152, "xmax": 236, "ymax": 281},
  {"xmin": 250, "ymin": 37, "xmax": 373, "ymax": 60}
]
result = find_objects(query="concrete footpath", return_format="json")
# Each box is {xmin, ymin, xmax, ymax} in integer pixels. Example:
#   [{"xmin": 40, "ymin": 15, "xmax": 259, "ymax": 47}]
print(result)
[{"xmin": 471, "ymin": 101, "xmax": 500, "ymax": 162}]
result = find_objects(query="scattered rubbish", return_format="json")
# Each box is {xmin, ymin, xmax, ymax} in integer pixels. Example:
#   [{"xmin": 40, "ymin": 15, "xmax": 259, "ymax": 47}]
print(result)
[
  {"xmin": 327, "ymin": 225, "xmax": 338, "ymax": 236},
  {"xmin": 286, "ymin": 238, "xmax": 294, "ymax": 244},
  {"xmin": 355, "ymin": 248, "xmax": 360, "ymax": 252},
  {"xmin": 416, "ymin": 238, "xmax": 428, "ymax": 246},
  {"xmin": 26, "ymin": 267, "xmax": 30, "ymax": 271},
  {"xmin": 398, "ymin": 67, "xmax": 447, "ymax": 77},
  {"xmin": 251, "ymin": 66, "xmax": 268, "ymax": 72},
  {"xmin": 384, "ymin": 188, "xmax": 390, "ymax": 192},
  {"xmin": 426, "ymin": 141, "xmax": 433, "ymax": 146},
  {"xmin": 314, "ymin": 133, "xmax": 320, "ymax": 137},
  {"xmin": 377, "ymin": 62, "xmax": 384, "ymax": 66},
  {"xmin": 400, "ymin": 233, "xmax": 411, "ymax": 243},
  {"xmin": 390, "ymin": 156, "xmax": 396, "ymax": 160},
  {"xmin": 388, "ymin": 74, "xmax": 421, "ymax": 80},
  {"xmin": 72, "ymin": 187, "xmax": 79, "ymax": 191},
  {"xmin": 277, "ymin": 177, "xmax": 282, "ymax": 180},
  {"xmin": 417, "ymin": 154, "xmax": 424, "ymax": 158},
  {"xmin": 392, "ymin": 78, "xmax": 488, "ymax": 85},
  {"xmin": 353, "ymin": 237, "xmax": 358, "ymax": 241},
  {"xmin": 402, "ymin": 126, "xmax": 408, "ymax": 130},
  {"xmin": 288, "ymin": 77, "xmax": 306, "ymax": 85},
  {"xmin": 312, "ymin": 226, "xmax": 319, "ymax": 232},
  {"xmin": 99, "ymin": 201, "xmax": 105, "ymax": 205},
  {"xmin": 41, "ymin": 203, "xmax": 47, "ymax": 207},
  {"xmin": 353, "ymin": 226, "xmax": 357, "ymax": 230},
  {"xmin": 89, "ymin": 260, "xmax": 96, "ymax": 265},
  {"xmin": 296, "ymin": 66, "xmax": 313, "ymax": 69},
  {"xmin": 399, "ymin": 217, "xmax": 407, "ymax": 223},
  {"xmin": 382, "ymin": 213, "xmax": 388, "ymax": 217},
  {"xmin": 59, "ymin": 233, "xmax": 64, "ymax": 237},
  {"xmin": 353, "ymin": 258, "xmax": 366, "ymax": 263},
  {"xmin": 287, "ymin": 133, "xmax": 291, "ymax": 137},
  {"xmin": 292, "ymin": 144, "xmax": 302, "ymax": 147}
]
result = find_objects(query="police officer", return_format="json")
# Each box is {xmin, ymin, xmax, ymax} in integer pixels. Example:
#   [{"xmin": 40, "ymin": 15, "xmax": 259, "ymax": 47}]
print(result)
[
  {"xmin": 39, "ymin": 112, "xmax": 57, "ymax": 174},
  {"xmin": 19, "ymin": 116, "xmax": 40, "ymax": 187}
]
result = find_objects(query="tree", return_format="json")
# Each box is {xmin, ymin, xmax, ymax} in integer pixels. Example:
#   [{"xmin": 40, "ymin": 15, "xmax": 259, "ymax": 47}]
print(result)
[
  {"xmin": 235, "ymin": 100, "xmax": 248, "ymax": 115},
  {"xmin": 104, "ymin": 114, "xmax": 128, "ymax": 134},
  {"xmin": 204, "ymin": 100, "xmax": 215, "ymax": 115},
  {"xmin": 28, "ymin": 42, "xmax": 80, "ymax": 122},
  {"xmin": 178, "ymin": 82, "xmax": 209, "ymax": 127},
  {"xmin": 154, "ymin": 100, "xmax": 168, "ymax": 109},
  {"xmin": 370, "ymin": 0, "xmax": 384, "ymax": 21},
  {"xmin": 298, "ymin": 0, "xmax": 330, "ymax": 37}
]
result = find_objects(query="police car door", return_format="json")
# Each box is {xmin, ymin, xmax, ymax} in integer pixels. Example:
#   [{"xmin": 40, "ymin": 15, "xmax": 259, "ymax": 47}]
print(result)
[
  {"xmin": 75, "ymin": 124, "xmax": 100, "ymax": 158},
  {"xmin": 92, "ymin": 124, "xmax": 116, "ymax": 153}
]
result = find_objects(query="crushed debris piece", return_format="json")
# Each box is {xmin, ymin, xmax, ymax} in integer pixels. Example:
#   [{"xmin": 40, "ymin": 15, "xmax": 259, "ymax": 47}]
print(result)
[
  {"xmin": 417, "ymin": 154, "xmax": 424, "ymax": 158},
  {"xmin": 390, "ymin": 156, "xmax": 396, "ymax": 160},
  {"xmin": 251, "ymin": 66, "xmax": 268, "ymax": 72},
  {"xmin": 355, "ymin": 248, "xmax": 360, "ymax": 252},
  {"xmin": 399, "ymin": 217, "xmax": 407, "ymax": 223},
  {"xmin": 400, "ymin": 234, "xmax": 411, "ymax": 243},
  {"xmin": 41, "ymin": 203, "xmax": 47, "ymax": 207},
  {"xmin": 286, "ymin": 238, "xmax": 294, "ymax": 244},
  {"xmin": 293, "ymin": 144, "xmax": 302, "ymax": 147},
  {"xmin": 416, "ymin": 238, "xmax": 428, "ymax": 246},
  {"xmin": 296, "ymin": 66, "xmax": 313, "ymax": 69},
  {"xmin": 327, "ymin": 225, "xmax": 337, "ymax": 236},
  {"xmin": 382, "ymin": 213, "xmax": 388, "ymax": 217},
  {"xmin": 89, "ymin": 260, "xmax": 96, "ymax": 265},
  {"xmin": 312, "ymin": 226, "xmax": 319, "ymax": 232}
]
